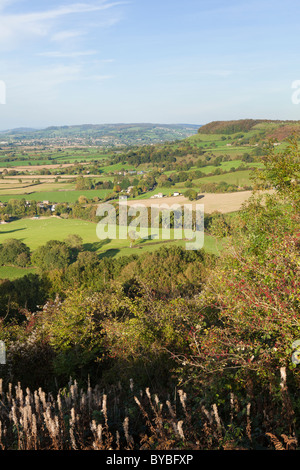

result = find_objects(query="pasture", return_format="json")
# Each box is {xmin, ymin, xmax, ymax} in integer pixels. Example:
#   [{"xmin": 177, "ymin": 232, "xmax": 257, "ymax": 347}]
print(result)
[{"xmin": 0, "ymin": 216, "xmax": 222, "ymax": 279}]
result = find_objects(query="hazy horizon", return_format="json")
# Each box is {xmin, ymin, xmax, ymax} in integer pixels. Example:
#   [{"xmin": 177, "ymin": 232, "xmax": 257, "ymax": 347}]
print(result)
[
  {"xmin": 1, "ymin": 0, "xmax": 300, "ymax": 129},
  {"xmin": 0, "ymin": 122, "xmax": 202, "ymax": 132}
]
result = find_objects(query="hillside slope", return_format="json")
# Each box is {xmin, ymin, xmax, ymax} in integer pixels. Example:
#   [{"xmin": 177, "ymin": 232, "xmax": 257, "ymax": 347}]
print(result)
[
  {"xmin": 0, "ymin": 123, "xmax": 200, "ymax": 146},
  {"xmin": 197, "ymin": 119, "xmax": 300, "ymax": 140}
]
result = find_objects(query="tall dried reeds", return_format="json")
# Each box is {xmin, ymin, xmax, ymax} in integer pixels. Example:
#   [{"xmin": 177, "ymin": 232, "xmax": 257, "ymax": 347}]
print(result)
[{"xmin": 0, "ymin": 378, "xmax": 297, "ymax": 450}]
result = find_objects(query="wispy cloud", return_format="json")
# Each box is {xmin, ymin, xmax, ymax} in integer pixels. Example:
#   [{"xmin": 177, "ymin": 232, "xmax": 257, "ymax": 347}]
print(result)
[
  {"xmin": 0, "ymin": 1, "xmax": 128, "ymax": 49},
  {"xmin": 14, "ymin": 1, "xmax": 128, "ymax": 21},
  {"xmin": 37, "ymin": 50, "xmax": 98, "ymax": 58},
  {"xmin": 0, "ymin": 0, "xmax": 17, "ymax": 11},
  {"xmin": 51, "ymin": 30, "xmax": 86, "ymax": 42},
  {"xmin": 1, "ymin": 1, "xmax": 122, "ymax": 108},
  {"xmin": 9, "ymin": 63, "xmax": 114, "ymax": 102},
  {"xmin": 199, "ymin": 70, "xmax": 233, "ymax": 78}
]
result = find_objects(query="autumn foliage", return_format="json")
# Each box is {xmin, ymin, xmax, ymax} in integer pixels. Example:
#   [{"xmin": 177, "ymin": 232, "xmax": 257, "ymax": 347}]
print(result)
[{"xmin": 0, "ymin": 135, "xmax": 299, "ymax": 449}]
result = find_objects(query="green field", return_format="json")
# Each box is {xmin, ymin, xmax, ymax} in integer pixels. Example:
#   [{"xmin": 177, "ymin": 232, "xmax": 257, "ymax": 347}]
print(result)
[
  {"xmin": 0, "ymin": 266, "xmax": 37, "ymax": 280},
  {"xmin": 0, "ymin": 188, "xmax": 114, "ymax": 203},
  {"xmin": 0, "ymin": 217, "xmax": 100, "ymax": 250},
  {"xmin": 0, "ymin": 160, "xmax": 44, "ymax": 167},
  {"xmin": 195, "ymin": 160, "xmax": 262, "ymax": 173},
  {"xmin": 0, "ymin": 216, "xmax": 221, "ymax": 268},
  {"xmin": 0, "ymin": 147, "xmax": 114, "ymax": 167},
  {"xmin": 136, "ymin": 170, "xmax": 256, "ymax": 200},
  {"xmin": 192, "ymin": 170, "xmax": 255, "ymax": 187}
]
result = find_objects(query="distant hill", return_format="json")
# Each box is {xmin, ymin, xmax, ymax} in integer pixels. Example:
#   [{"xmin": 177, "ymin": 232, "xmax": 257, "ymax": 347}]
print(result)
[
  {"xmin": 0, "ymin": 123, "xmax": 200, "ymax": 146},
  {"xmin": 197, "ymin": 119, "xmax": 300, "ymax": 140},
  {"xmin": 0, "ymin": 127, "xmax": 39, "ymax": 135}
]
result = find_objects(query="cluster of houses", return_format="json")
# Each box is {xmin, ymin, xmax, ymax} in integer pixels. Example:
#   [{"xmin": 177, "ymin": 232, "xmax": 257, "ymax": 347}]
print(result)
[
  {"xmin": 0, "ymin": 199, "xmax": 57, "ymax": 212},
  {"xmin": 0, "ymin": 200, "xmax": 58, "ymax": 222},
  {"xmin": 150, "ymin": 192, "xmax": 181, "ymax": 199},
  {"xmin": 36, "ymin": 201, "xmax": 57, "ymax": 212},
  {"xmin": 116, "ymin": 170, "xmax": 145, "ymax": 176},
  {"xmin": 120, "ymin": 191, "xmax": 182, "ymax": 201},
  {"xmin": 20, "ymin": 200, "xmax": 57, "ymax": 213}
]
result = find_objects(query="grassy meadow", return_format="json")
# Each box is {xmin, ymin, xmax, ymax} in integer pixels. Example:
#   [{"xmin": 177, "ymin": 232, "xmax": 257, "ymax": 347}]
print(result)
[{"xmin": 0, "ymin": 216, "xmax": 222, "ymax": 279}]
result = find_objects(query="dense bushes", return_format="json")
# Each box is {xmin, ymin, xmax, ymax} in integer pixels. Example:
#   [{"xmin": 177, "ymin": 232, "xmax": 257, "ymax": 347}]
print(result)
[
  {"xmin": 0, "ymin": 245, "xmax": 211, "ymax": 388},
  {"xmin": 0, "ymin": 274, "xmax": 49, "ymax": 321},
  {"xmin": 0, "ymin": 239, "xmax": 30, "ymax": 267},
  {"xmin": 172, "ymin": 138, "xmax": 300, "ymax": 405}
]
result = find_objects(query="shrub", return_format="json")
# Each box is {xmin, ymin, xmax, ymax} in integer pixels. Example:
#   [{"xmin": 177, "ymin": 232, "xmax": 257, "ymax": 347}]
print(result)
[{"xmin": 0, "ymin": 239, "xmax": 31, "ymax": 267}]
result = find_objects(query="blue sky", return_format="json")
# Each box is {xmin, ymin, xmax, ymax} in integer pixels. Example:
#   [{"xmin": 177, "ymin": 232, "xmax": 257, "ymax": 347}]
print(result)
[{"xmin": 1, "ymin": 0, "xmax": 300, "ymax": 129}]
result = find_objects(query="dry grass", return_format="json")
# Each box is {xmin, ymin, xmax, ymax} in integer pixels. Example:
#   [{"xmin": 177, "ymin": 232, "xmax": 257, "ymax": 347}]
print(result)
[
  {"xmin": 0, "ymin": 378, "xmax": 297, "ymax": 450},
  {"xmin": 121, "ymin": 191, "xmax": 274, "ymax": 214}
]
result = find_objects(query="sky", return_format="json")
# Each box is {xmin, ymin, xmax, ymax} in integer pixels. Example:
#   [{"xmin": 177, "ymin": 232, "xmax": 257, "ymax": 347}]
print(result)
[{"xmin": 1, "ymin": 0, "xmax": 300, "ymax": 129}]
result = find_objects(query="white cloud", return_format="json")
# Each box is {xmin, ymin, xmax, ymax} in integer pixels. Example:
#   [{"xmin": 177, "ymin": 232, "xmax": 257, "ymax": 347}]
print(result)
[
  {"xmin": 0, "ymin": 0, "xmax": 18, "ymax": 11},
  {"xmin": 0, "ymin": 1, "xmax": 128, "ymax": 48},
  {"xmin": 14, "ymin": 1, "xmax": 127, "ymax": 22},
  {"xmin": 199, "ymin": 70, "xmax": 233, "ymax": 78},
  {"xmin": 8, "ymin": 62, "xmax": 113, "ymax": 101},
  {"xmin": 11, "ymin": 64, "xmax": 83, "ymax": 91},
  {"xmin": 51, "ymin": 30, "xmax": 86, "ymax": 42},
  {"xmin": 37, "ymin": 50, "xmax": 98, "ymax": 58},
  {"xmin": 0, "ymin": 1, "xmax": 124, "ymax": 127}
]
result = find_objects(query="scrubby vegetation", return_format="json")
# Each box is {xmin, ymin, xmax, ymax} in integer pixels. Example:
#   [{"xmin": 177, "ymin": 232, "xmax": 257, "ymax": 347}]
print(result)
[{"xmin": 0, "ymin": 134, "xmax": 299, "ymax": 450}]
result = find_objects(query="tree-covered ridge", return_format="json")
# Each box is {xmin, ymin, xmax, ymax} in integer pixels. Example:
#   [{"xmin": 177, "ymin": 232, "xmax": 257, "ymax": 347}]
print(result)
[
  {"xmin": 198, "ymin": 119, "xmax": 264, "ymax": 134},
  {"xmin": 197, "ymin": 119, "xmax": 300, "ymax": 136}
]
